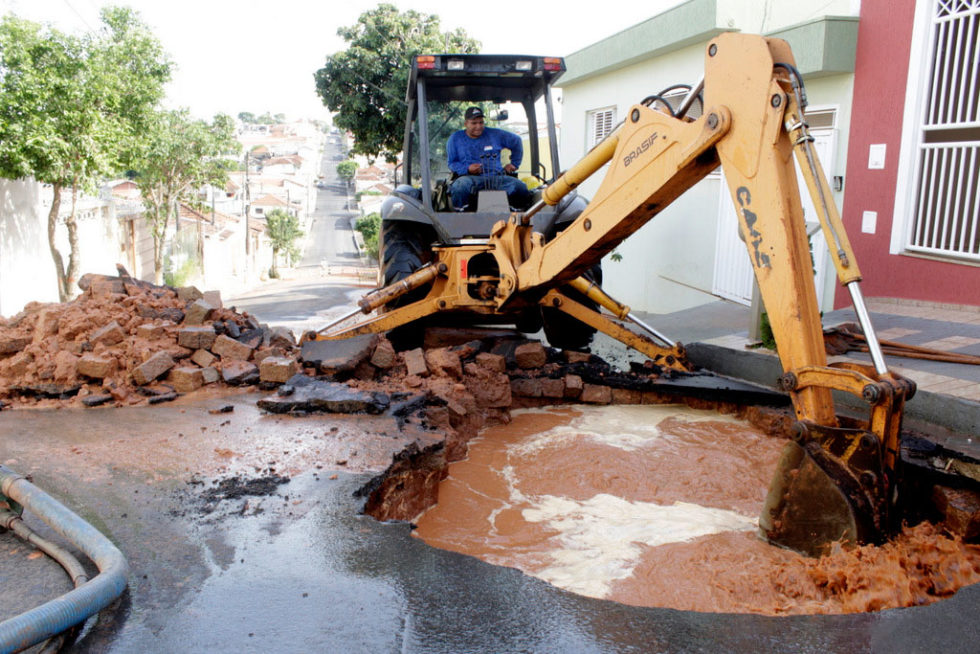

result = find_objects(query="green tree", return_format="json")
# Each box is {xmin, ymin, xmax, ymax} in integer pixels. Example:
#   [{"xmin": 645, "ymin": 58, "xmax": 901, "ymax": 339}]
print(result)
[
  {"xmin": 314, "ymin": 3, "xmax": 479, "ymax": 162},
  {"xmin": 130, "ymin": 110, "xmax": 239, "ymax": 284},
  {"xmin": 0, "ymin": 8, "xmax": 171, "ymax": 300},
  {"xmin": 355, "ymin": 212, "xmax": 381, "ymax": 262},
  {"xmin": 237, "ymin": 111, "xmax": 256, "ymax": 124},
  {"xmin": 336, "ymin": 160, "xmax": 357, "ymax": 185},
  {"xmin": 265, "ymin": 208, "xmax": 304, "ymax": 277}
]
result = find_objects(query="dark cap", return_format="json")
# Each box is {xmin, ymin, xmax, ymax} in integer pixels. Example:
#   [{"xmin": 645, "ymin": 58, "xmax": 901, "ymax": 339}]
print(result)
[{"xmin": 464, "ymin": 106, "xmax": 484, "ymax": 120}]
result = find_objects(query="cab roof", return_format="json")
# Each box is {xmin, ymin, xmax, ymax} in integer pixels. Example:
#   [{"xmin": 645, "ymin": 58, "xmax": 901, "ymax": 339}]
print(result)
[{"xmin": 407, "ymin": 54, "xmax": 565, "ymax": 104}]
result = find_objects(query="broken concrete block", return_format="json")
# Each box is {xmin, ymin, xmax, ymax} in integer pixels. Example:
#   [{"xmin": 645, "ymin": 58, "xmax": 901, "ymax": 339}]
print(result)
[
  {"xmin": 4, "ymin": 351, "xmax": 33, "ymax": 377},
  {"xmin": 221, "ymin": 360, "xmax": 258, "ymax": 385},
  {"xmin": 259, "ymin": 356, "xmax": 299, "ymax": 383},
  {"xmin": 581, "ymin": 383, "xmax": 612, "ymax": 404},
  {"xmin": 191, "ymin": 348, "xmax": 216, "ymax": 368},
  {"xmin": 168, "ymin": 366, "xmax": 205, "ymax": 392},
  {"xmin": 425, "ymin": 348, "xmax": 462, "ymax": 378},
  {"xmin": 89, "ymin": 321, "xmax": 126, "ymax": 347},
  {"xmin": 88, "ymin": 279, "xmax": 126, "ymax": 296},
  {"xmin": 515, "ymin": 342, "xmax": 547, "ymax": 369},
  {"xmin": 176, "ymin": 286, "xmax": 204, "ymax": 302},
  {"xmin": 77, "ymin": 354, "xmax": 116, "ymax": 379},
  {"xmin": 475, "ymin": 352, "xmax": 506, "ymax": 373},
  {"xmin": 201, "ymin": 366, "xmax": 220, "ymax": 385},
  {"xmin": 463, "ymin": 364, "xmax": 512, "ymax": 408},
  {"xmin": 178, "ymin": 326, "xmax": 217, "ymax": 350},
  {"xmin": 563, "ymin": 374, "xmax": 583, "ymax": 398},
  {"xmin": 268, "ymin": 326, "xmax": 296, "ymax": 349},
  {"xmin": 541, "ymin": 377, "xmax": 565, "ymax": 398},
  {"xmin": 0, "ymin": 335, "xmax": 31, "ymax": 355},
  {"xmin": 300, "ymin": 334, "xmax": 377, "ymax": 375},
  {"xmin": 370, "ymin": 340, "xmax": 398, "ymax": 369},
  {"xmin": 183, "ymin": 299, "xmax": 214, "ymax": 325},
  {"xmin": 511, "ymin": 378, "xmax": 543, "ymax": 398},
  {"xmin": 136, "ymin": 322, "xmax": 167, "ymax": 339},
  {"xmin": 402, "ymin": 348, "xmax": 429, "ymax": 377},
  {"xmin": 53, "ymin": 350, "xmax": 79, "ymax": 383},
  {"xmin": 132, "ymin": 351, "xmax": 175, "ymax": 385},
  {"xmin": 212, "ymin": 334, "xmax": 255, "ymax": 361}
]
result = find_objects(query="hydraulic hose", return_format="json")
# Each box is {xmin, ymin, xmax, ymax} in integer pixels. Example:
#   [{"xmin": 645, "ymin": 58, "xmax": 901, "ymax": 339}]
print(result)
[{"xmin": 0, "ymin": 466, "xmax": 129, "ymax": 654}]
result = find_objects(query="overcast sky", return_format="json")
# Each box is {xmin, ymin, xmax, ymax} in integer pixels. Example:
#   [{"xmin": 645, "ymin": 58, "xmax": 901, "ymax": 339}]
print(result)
[{"xmin": 1, "ymin": 0, "xmax": 683, "ymax": 121}]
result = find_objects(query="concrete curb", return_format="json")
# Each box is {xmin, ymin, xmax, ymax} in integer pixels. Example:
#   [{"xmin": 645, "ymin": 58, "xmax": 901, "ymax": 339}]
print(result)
[{"xmin": 687, "ymin": 341, "xmax": 980, "ymax": 436}]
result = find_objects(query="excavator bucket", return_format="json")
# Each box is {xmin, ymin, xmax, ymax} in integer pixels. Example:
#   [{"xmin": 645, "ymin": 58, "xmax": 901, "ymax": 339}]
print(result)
[{"xmin": 760, "ymin": 442, "xmax": 862, "ymax": 556}]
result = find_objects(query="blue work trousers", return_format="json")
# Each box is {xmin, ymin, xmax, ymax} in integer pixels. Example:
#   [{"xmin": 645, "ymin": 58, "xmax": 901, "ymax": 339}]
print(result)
[{"xmin": 450, "ymin": 174, "xmax": 531, "ymax": 210}]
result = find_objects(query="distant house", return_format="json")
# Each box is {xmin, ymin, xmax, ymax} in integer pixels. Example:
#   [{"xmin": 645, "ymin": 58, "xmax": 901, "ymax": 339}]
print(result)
[{"xmin": 250, "ymin": 193, "xmax": 295, "ymax": 219}]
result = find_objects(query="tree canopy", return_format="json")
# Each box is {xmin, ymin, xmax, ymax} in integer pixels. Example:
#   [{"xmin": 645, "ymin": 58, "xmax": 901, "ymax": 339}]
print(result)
[
  {"xmin": 313, "ymin": 3, "xmax": 479, "ymax": 162},
  {"xmin": 130, "ymin": 110, "xmax": 240, "ymax": 284},
  {"xmin": 265, "ymin": 208, "xmax": 304, "ymax": 277},
  {"xmin": 0, "ymin": 7, "xmax": 172, "ymax": 300}
]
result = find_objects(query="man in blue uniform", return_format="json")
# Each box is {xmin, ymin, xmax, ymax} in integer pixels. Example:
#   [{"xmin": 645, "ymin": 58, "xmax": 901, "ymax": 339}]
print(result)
[{"xmin": 447, "ymin": 106, "xmax": 531, "ymax": 210}]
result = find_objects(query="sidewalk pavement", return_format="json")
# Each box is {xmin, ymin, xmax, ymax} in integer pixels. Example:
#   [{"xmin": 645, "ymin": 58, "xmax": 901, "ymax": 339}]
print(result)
[{"xmin": 628, "ymin": 297, "xmax": 980, "ymax": 435}]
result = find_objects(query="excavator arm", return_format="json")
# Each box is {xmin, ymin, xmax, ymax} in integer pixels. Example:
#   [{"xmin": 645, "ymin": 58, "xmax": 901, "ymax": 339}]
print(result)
[{"xmin": 490, "ymin": 33, "xmax": 913, "ymax": 554}]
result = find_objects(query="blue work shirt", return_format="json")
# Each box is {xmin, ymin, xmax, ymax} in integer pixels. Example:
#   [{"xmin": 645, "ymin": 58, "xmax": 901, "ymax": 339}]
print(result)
[{"xmin": 447, "ymin": 127, "xmax": 523, "ymax": 177}]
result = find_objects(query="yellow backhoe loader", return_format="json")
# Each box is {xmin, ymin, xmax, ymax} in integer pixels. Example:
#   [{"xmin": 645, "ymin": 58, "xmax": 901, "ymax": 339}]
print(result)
[{"xmin": 307, "ymin": 34, "xmax": 960, "ymax": 555}]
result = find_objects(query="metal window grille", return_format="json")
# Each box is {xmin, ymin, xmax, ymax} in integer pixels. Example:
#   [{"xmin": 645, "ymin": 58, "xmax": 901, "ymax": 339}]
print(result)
[
  {"xmin": 587, "ymin": 107, "xmax": 615, "ymax": 149},
  {"xmin": 909, "ymin": 0, "xmax": 980, "ymax": 260}
]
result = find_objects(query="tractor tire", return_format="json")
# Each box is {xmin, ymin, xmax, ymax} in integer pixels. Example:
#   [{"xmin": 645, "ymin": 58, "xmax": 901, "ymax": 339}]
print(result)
[
  {"xmin": 540, "ymin": 263, "xmax": 602, "ymax": 352},
  {"xmin": 380, "ymin": 220, "xmax": 436, "ymax": 350}
]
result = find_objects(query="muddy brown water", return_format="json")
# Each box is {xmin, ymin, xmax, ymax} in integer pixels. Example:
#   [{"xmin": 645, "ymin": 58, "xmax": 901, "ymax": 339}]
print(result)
[{"xmin": 413, "ymin": 405, "xmax": 980, "ymax": 615}]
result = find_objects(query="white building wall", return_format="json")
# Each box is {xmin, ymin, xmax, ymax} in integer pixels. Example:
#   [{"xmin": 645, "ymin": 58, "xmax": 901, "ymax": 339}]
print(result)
[
  {"xmin": 0, "ymin": 178, "xmax": 59, "ymax": 315},
  {"xmin": 559, "ymin": 8, "xmax": 857, "ymax": 314}
]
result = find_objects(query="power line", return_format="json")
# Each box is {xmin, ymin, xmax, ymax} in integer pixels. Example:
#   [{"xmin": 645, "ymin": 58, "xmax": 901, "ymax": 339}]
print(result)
[{"xmin": 60, "ymin": 0, "xmax": 96, "ymax": 32}]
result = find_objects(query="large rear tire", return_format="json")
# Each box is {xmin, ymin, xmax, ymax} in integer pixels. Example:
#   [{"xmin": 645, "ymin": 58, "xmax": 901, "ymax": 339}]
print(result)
[
  {"xmin": 380, "ymin": 220, "xmax": 436, "ymax": 350},
  {"xmin": 540, "ymin": 263, "xmax": 602, "ymax": 351}
]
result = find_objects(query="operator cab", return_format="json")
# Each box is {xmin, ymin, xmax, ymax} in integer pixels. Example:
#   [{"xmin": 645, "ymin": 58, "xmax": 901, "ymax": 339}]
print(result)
[{"xmin": 389, "ymin": 54, "xmax": 576, "ymax": 243}]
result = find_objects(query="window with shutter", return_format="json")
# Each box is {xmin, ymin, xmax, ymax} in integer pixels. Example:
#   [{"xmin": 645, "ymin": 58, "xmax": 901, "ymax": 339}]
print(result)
[{"xmin": 586, "ymin": 107, "xmax": 616, "ymax": 149}]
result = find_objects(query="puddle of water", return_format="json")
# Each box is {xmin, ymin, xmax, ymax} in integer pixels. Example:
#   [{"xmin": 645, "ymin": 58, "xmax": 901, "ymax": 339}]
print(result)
[{"xmin": 414, "ymin": 405, "xmax": 980, "ymax": 615}]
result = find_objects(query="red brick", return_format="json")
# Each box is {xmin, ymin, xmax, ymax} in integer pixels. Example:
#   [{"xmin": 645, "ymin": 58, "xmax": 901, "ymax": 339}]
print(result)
[
  {"xmin": 475, "ymin": 352, "xmax": 506, "ymax": 373},
  {"xmin": 515, "ymin": 342, "xmax": 547, "ymax": 369},
  {"xmin": 541, "ymin": 378, "xmax": 565, "ymax": 398},
  {"xmin": 611, "ymin": 388, "xmax": 642, "ymax": 404},
  {"xmin": 564, "ymin": 350, "xmax": 591, "ymax": 364},
  {"xmin": 581, "ymin": 384, "xmax": 612, "ymax": 404},
  {"xmin": 191, "ymin": 349, "xmax": 216, "ymax": 368},
  {"xmin": 511, "ymin": 378, "xmax": 543, "ymax": 397},
  {"xmin": 0, "ymin": 335, "xmax": 31, "ymax": 355},
  {"xmin": 178, "ymin": 327, "xmax": 217, "ymax": 350},
  {"xmin": 425, "ymin": 348, "xmax": 462, "ymax": 378},
  {"xmin": 563, "ymin": 374, "xmax": 583, "ymax": 398},
  {"xmin": 370, "ymin": 340, "xmax": 398, "ymax": 369}
]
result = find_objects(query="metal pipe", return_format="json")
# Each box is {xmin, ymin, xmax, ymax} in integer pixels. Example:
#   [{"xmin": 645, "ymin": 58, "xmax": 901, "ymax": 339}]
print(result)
[
  {"xmin": 674, "ymin": 76, "xmax": 704, "ymax": 119},
  {"xmin": 626, "ymin": 312, "xmax": 677, "ymax": 348},
  {"xmin": 0, "ymin": 466, "xmax": 129, "ymax": 654},
  {"xmin": 0, "ymin": 510, "xmax": 89, "ymax": 587},
  {"xmin": 846, "ymin": 282, "xmax": 889, "ymax": 376}
]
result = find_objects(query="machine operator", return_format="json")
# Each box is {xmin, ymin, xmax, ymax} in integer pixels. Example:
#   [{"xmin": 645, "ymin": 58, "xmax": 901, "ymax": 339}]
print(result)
[{"xmin": 447, "ymin": 106, "xmax": 531, "ymax": 210}]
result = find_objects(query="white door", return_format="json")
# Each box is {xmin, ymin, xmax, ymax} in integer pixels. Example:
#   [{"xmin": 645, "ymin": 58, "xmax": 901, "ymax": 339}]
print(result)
[{"xmin": 712, "ymin": 111, "xmax": 837, "ymax": 310}]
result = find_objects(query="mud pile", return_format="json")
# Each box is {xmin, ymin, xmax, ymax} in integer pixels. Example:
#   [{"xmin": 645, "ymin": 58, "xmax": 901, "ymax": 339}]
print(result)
[{"xmin": 0, "ymin": 271, "xmax": 300, "ymax": 408}]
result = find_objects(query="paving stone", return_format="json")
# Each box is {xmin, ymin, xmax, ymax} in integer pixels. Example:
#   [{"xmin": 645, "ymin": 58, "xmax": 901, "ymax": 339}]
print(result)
[
  {"xmin": 563, "ymin": 374, "xmax": 583, "ymax": 398},
  {"xmin": 183, "ymin": 299, "xmax": 214, "ymax": 325},
  {"xmin": 475, "ymin": 352, "xmax": 506, "ymax": 373},
  {"xmin": 300, "ymin": 334, "xmax": 378, "ymax": 375},
  {"xmin": 511, "ymin": 378, "xmax": 543, "ymax": 397},
  {"xmin": 88, "ymin": 279, "xmax": 126, "ymax": 296},
  {"xmin": 257, "ymin": 379, "xmax": 390, "ymax": 414},
  {"xmin": 169, "ymin": 366, "xmax": 205, "ymax": 392},
  {"xmin": 425, "ymin": 348, "xmax": 462, "ymax": 378},
  {"xmin": 132, "ymin": 352, "xmax": 176, "ymax": 385},
  {"xmin": 515, "ymin": 342, "xmax": 547, "ymax": 369},
  {"xmin": 77, "ymin": 354, "xmax": 116, "ymax": 379},
  {"xmin": 178, "ymin": 326, "xmax": 217, "ymax": 350},
  {"xmin": 611, "ymin": 388, "xmax": 642, "ymax": 404},
  {"xmin": 370, "ymin": 340, "xmax": 398, "ymax": 369},
  {"xmin": 402, "ymin": 348, "xmax": 429, "ymax": 377},
  {"xmin": 191, "ymin": 349, "xmax": 216, "ymax": 368},
  {"xmin": 136, "ymin": 322, "xmax": 169, "ymax": 339},
  {"xmin": 581, "ymin": 383, "xmax": 612, "ymax": 404},
  {"xmin": 259, "ymin": 356, "xmax": 299, "ymax": 383},
  {"xmin": 221, "ymin": 360, "xmax": 259, "ymax": 385},
  {"xmin": 90, "ymin": 321, "xmax": 126, "ymax": 347},
  {"xmin": 268, "ymin": 326, "xmax": 296, "ymax": 349},
  {"xmin": 139, "ymin": 306, "xmax": 184, "ymax": 323},
  {"xmin": 541, "ymin": 377, "xmax": 565, "ymax": 398},
  {"xmin": 201, "ymin": 366, "xmax": 220, "ymax": 385},
  {"xmin": 212, "ymin": 334, "xmax": 255, "ymax": 361}
]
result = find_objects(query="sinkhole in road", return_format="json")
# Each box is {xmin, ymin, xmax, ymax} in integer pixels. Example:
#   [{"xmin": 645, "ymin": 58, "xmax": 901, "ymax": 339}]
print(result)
[{"xmin": 370, "ymin": 403, "xmax": 980, "ymax": 615}]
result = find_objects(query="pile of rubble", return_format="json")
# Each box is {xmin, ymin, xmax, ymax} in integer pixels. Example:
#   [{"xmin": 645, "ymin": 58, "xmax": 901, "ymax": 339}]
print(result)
[{"xmin": 0, "ymin": 271, "xmax": 300, "ymax": 408}]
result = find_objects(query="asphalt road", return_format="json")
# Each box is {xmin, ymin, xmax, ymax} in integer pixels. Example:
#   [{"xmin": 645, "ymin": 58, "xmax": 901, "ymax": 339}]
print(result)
[{"xmin": 299, "ymin": 134, "xmax": 361, "ymax": 271}]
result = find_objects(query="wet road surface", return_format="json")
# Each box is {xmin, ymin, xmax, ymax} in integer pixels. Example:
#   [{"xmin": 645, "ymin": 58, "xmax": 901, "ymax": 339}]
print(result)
[{"xmin": 2, "ymin": 392, "xmax": 980, "ymax": 652}]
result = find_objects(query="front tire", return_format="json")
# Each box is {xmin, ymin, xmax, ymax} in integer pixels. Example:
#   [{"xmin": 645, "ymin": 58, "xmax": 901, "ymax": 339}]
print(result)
[
  {"xmin": 379, "ymin": 221, "xmax": 436, "ymax": 350},
  {"xmin": 540, "ymin": 263, "xmax": 602, "ymax": 351}
]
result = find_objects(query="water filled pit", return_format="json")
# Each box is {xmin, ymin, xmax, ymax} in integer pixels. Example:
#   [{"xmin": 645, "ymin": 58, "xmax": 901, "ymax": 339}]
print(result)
[{"xmin": 407, "ymin": 404, "xmax": 980, "ymax": 615}]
